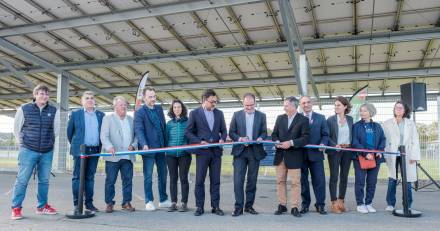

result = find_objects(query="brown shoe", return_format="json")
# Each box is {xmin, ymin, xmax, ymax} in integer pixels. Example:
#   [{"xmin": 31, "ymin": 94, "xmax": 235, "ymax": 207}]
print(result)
[
  {"xmin": 122, "ymin": 202, "xmax": 135, "ymax": 212},
  {"xmin": 331, "ymin": 201, "xmax": 342, "ymax": 214},
  {"xmin": 106, "ymin": 204, "xmax": 114, "ymax": 213},
  {"xmin": 337, "ymin": 199, "xmax": 347, "ymax": 212}
]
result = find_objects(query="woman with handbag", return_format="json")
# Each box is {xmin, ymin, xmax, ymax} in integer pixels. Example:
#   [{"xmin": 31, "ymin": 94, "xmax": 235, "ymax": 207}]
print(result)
[
  {"xmin": 326, "ymin": 96, "xmax": 353, "ymax": 214},
  {"xmin": 383, "ymin": 101, "xmax": 420, "ymax": 212},
  {"xmin": 352, "ymin": 103, "xmax": 386, "ymax": 214}
]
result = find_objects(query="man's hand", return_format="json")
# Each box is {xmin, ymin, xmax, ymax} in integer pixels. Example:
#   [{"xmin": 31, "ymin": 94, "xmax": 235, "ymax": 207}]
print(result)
[
  {"xmin": 128, "ymin": 145, "xmax": 134, "ymax": 151},
  {"xmin": 219, "ymin": 139, "xmax": 224, "ymax": 144},
  {"xmin": 335, "ymin": 144, "xmax": 342, "ymax": 152},
  {"xmin": 319, "ymin": 143, "xmax": 325, "ymax": 152},
  {"xmin": 143, "ymin": 145, "xmax": 149, "ymax": 150},
  {"xmin": 109, "ymin": 147, "xmax": 116, "ymax": 157},
  {"xmin": 256, "ymin": 137, "xmax": 263, "ymax": 142},
  {"xmin": 366, "ymin": 153, "xmax": 373, "ymax": 160},
  {"xmin": 375, "ymin": 153, "xmax": 382, "ymax": 159},
  {"xmin": 201, "ymin": 141, "xmax": 208, "ymax": 145},
  {"xmin": 278, "ymin": 141, "xmax": 291, "ymax": 149}
]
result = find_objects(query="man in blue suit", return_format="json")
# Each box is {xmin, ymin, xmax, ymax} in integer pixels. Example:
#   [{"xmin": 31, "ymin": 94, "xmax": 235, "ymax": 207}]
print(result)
[
  {"xmin": 299, "ymin": 96, "xmax": 329, "ymax": 215},
  {"xmin": 134, "ymin": 86, "xmax": 171, "ymax": 211},
  {"xmin": 67, "ymin": 91, "xmax": 105, "ymax": 212},
  {"xmin": 185, "ymin": 89, "xmax": 227, "ymax": 216}
]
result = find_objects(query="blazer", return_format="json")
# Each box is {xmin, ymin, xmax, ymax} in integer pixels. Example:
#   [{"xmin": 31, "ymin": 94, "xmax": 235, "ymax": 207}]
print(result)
[
  {"xmin": 383, "ymin": 118, "xmax": 420, "ymax": 182},
  {"xmin": 185, "ymin": 106, "xmax": 227, "ymax": 156},
  {"xmin": 134, "ymin": 104, "xmax": 166, "ymax": 152},
  {"xmin": 351, "ymin": 119, "xmax": 386, "ymax": 163},
  {"xmin": 303, "ymin": 112, "xmax": 329, "ymax": 161},
  {"xmin": 229, "ymin": 110, "xmax": 267, "ymax": 160},
  {"xmin": 272, "ymin": 113, "xmax": 310, "ymax": 169},
  {"xmin": 67, "ymin": 108, "xmax": 105, "ymax": 156},
  {"xmin": 100, "ymin": 113, "xmax": 137, "ymax": 163},
  {"xmin": 327, "ymin": 114, "xmax": 353, "ymax": 154}
]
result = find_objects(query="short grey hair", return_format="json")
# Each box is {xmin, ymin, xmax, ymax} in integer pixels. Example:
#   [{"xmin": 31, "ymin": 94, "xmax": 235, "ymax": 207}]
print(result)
[
  {"xmin": 113, "ymin": 96, "xmax": 128, "ymax": 107},
  {"xmin": 360, "ymin": 103, "xmax": 377, "ymax": 117},
  {"xmin": 284, "ymin": 96, "xmax": 299, "ymax": 108}
]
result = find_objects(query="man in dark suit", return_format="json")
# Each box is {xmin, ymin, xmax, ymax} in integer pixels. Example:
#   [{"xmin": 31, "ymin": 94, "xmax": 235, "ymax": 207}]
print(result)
[
  {"xmin": 67, "ymin": 91, "xmax": 105, "ymax": 212},
  {"xmin": 185, "ymin": 89, "xmax": 227, "ymax": 216},
  {"xmin": 299, "ymin": 96, "xmax": 329, "ymax": 215},
  {"xmin": 229, "ymin": 93, "xmax": 267, "ymax": 216},
  {"xmin": 272, "ymin": 96, "xmax": 310, "ymax": 218},
  {"xmin": 134, "ymin": 86, "xmax": 171, "ymax": 211}
]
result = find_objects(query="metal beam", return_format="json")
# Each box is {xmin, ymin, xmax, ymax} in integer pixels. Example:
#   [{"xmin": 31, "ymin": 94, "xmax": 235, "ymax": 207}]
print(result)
[
  {"xmin": 278, "ymin": 0, "xmax": 303, "ymax": 95},
  {"xmin": 0, "ymin": 37, "xmax": 113, "ymax": 100},
  {"xmin": 3, "ymin": 67, "xmax": 439, "ymax": 100},
  {"xmin": 0, "ymin": 58, "xmax": 34, "ymax": 88},
  {"xmin": 0, "ymin": 0, "xmax": 263, "ymax": 37}
]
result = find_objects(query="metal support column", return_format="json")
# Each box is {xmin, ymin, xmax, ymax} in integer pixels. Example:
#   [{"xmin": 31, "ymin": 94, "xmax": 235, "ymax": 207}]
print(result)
[{"xmin": 53, "ymin": 72, "xmax": 69, "ymax": 172}]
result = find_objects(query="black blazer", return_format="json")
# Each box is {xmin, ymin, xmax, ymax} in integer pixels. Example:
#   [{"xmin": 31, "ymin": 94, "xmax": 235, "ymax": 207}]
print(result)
[
  {"xmin": 229, "ymin": 110, "xmax": 267, "ymax": 160},
  {"xmin": 326, "ymin": 114, "xmax": 353, "ymax": 154},
  {"xmin": 272, "ymin": 113, "xmax": 310, "ymax": 169},
  {"xmin": 185, "ymin": 106, "xmax": 227, "ymax": 156}
]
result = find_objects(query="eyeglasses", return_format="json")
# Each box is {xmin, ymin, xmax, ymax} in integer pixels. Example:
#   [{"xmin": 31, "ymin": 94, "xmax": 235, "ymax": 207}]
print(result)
[
  {"xmin": 244, "ymin": 104, "xmax": 255, "ymax": 107},
  {"xmin": 85, "ymin": 97, "xmax": 94, "ymax": 100},
  {"xmin": 207, "ymin": 100, "xmax": 217, "ymax": 104}
]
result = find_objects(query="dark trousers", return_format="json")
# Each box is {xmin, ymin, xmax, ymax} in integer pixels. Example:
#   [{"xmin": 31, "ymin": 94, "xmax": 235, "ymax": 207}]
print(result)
[
  {"xmin": 301, "ymin": 159, "xmax": 326, "ymax": 208},
  {"xmin": 105, "ymin": 159, "xmax": 133, "ymax": 205},
  {"xmin": 386, "ymin": 178, "xmax": 413, "ymax": 208},
  {"xmin": 233, "ymin": 148, "xmax": 260, "ymax": 209},
  {"xmin": 328, "ymin": 151, "xmax": 352, "ymax": 201},
  {"xmin": 195, "ymin": 152, "xmax": 221, "ymax": 209},
  {"xmin": 166, "ymin": 155, "xmax": 192, "ymax": 203},
  {"xmin": 72, "ymin": 155, "xmax": 99, "ymax": 207},
  {"xmin": 354, "ymin": 160, "xmax": 381, "ymax": 205}
]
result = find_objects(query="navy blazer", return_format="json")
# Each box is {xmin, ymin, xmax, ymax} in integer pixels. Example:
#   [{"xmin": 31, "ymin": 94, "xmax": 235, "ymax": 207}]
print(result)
[
  {"xmin": 327, "ymin": 114, "xmax": 353, "ymax": 154},
  {"xmin": 229, "ymin": 110, "xmax": 267, "ymax": 160},
  {"xmin": 272, "ymin": 113, "xmax": 310, "ymax": 169},
  {"xmin": 134, "ymin": 104, "xmax": 166, "ymax": 152},
  {"xmin": 185, "ymin": 106, "xmax": 227, "ymax": 156},
  {"xmin": 67, "ymin": 108, "xmax": 105, "ymax": 156},
  {"xmin": 303, "ymin": 112, "xmax": 329, "ymax": 161},
  {"xmin": 351, "ymin": 119, "xmax": 386, "ymax": 163}
]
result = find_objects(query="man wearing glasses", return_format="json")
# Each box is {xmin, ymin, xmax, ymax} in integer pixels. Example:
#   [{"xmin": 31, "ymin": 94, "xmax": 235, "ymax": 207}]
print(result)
[
  {"xmin": 185, "ymin": 89, "xmax": 227, "ymax": 216},
  {"xmin": 229, "ymin": 93, "xmax": 267, "ymax": 216}
]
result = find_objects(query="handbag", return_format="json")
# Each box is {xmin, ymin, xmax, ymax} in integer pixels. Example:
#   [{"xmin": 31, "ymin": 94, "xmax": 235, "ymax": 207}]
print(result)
[{"xmin": 358, "ymin": 154, "xmax": 376, "ymax": 170}]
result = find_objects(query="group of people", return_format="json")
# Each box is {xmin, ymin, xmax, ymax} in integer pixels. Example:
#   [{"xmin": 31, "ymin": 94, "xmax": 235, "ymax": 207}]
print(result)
[{"xmin": 10, "ymin": 84, "xmax": 421, "ymax": 220}]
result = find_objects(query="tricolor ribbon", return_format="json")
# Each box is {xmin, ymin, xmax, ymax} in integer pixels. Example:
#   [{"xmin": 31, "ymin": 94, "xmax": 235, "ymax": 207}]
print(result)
[{"xmin": 80, "ymin": 141, "xmax": 400, "ymax": 158}]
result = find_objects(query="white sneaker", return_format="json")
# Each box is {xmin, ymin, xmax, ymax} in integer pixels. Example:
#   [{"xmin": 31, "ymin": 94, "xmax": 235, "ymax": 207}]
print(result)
[
  {"xmin": 145, "ymin": 201, "xmax": 156, "ymax": 211},
  {"xmin": 357, "ymin": 205, "xmax": 368, "ymax": 214},
  {"xmin": 159, "ymin": 199, "xmax": 172, "ymax": 208},
  {"xmin": 366, "ymin": 204, "xmax": 376, "ymax": 213},
  {"xmin": 385, "ymin": 205, "xmax": 394, "ymax": 211}
]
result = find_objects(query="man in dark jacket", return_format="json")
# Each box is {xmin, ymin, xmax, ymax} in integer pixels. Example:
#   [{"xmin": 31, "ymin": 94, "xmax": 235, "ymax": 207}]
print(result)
[
  {"xmin": 229, "ymin": 93, "xmax": 267, "ymax": 216},
  {"xmin": 134, "ymin": 86, "xmax": 171, "ymax": 211},
  {"xmin": 185, "ymin": 89, "xmax": 227, "ymax": 216},
  {"xmin": 272, "ymin": 96, "xmax": 310, "ymax": 218}
]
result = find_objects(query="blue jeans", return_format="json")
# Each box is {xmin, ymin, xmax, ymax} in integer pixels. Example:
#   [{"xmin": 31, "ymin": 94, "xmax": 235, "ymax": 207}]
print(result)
[
  {"xmin": 142, "ymin": 154, "xmax": 168, "ymax": 203},
  {"xmin": 386, "ymin": 177, "xmax": 413, "ymax": 208},
  {"xmin": 353, "ymin": 160, "xmax": 381, "ymax": 205},
  {"xmin": 105, "ymin": 160, "xmax": 133, "ymax": 205},
  {"xmin": 11, "ymin": 147, "xmax": 53, "ymax": 209},
  {"xmin": 72, "ymin": 156, "xmax": 99, "ymax": 207}
]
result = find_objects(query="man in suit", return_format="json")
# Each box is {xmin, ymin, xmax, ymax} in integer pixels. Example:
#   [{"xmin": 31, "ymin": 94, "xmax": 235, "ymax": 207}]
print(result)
[
  {"xmin": 67, "ymin": 91, "xmax": 105, "ymax": 212},
  {"xmin": 100, "ymin": 96, "xmax": 137, "ymax": 213},
  {"xmin": 185, "ymin": 89, "xmax": 227, "ymax": 216},
  {"xmin": 272, "ymin": 96, "xmax": 310, "ymax": 218},
  {"xmin": 134, "ymin": 87, "xmax": 171, "ymax": 211},
  {"xmin": 299, "ymin": 96, "xmax": 329, "ymax": 215},
  {"xmin": 229, "ymin": 93, "xmax": 267, "ymax": 216}
]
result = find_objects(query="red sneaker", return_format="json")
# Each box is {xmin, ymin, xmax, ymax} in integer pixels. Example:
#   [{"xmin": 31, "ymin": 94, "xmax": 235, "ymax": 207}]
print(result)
[
  {"xmin": 36, "ymin": 204, "xmax": 57, "ymax": 215},
  {"xmin": 11, "ymin": 207, "xmax": 23, "ymax": 220}
]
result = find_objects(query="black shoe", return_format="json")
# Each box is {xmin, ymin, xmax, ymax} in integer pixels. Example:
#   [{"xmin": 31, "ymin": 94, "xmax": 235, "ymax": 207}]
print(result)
[
  {"xmin": 179, "ymin": 203, "xmax": 188, "ymax": 212},
  {"xmin": 86, "ymin": 204, "xmax": 99, "ymax": 212},
  {"xmin": 244, "ymin": 207, "xmax": 259, "ymax": 215},
  {"xmin": 232, "ymin": 208, "xmax": 243, "ymax": 217},
  {"xmin": 300, "ymin": 207, "xmax": 309, "ymax": 214},
  {"xmin": 194, "ymin": 207, "xmax": 204, "ymax": 216},
  {"xmin": 274, "ymin": 204, "xmax": 287, "ymax": 215},
  {"xmin": 315, "ymin": 205, "xmax": 327, "ymax": 215},
  {"xmin": 211, "ymin": 207, "xmax": 224, "ymax": 216},
  {"xmin": 168, "ymin": 203, "xmax": 178, "ymax": 212},
  {"xmin": 291, "ymin": 207, "xmax": 301, "ymax": 217}
]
